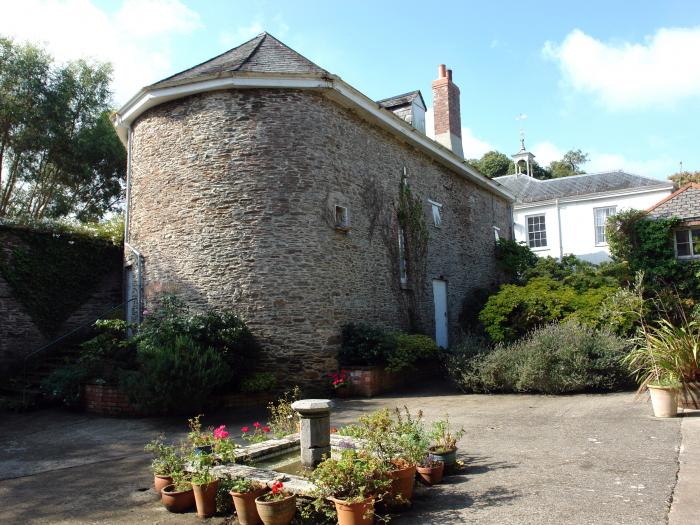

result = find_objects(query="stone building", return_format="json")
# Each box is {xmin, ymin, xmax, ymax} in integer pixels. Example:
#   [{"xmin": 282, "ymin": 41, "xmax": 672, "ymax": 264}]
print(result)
[
  {"xmin": 113, "ymin": 33, "xmax": 513, "ymax": 384},
  {"xmin": 647, "ymin": 183, "xmax": 700, "ymax": 260}
]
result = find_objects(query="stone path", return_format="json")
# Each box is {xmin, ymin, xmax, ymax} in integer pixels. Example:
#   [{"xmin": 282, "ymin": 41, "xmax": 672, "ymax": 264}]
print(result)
[{"xmin": 0, "ymin": 390, "xmax": 686, "ymax": 524}]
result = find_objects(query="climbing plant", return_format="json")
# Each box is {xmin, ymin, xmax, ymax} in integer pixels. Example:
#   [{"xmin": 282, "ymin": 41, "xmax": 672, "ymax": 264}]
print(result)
[{"xmin": 0, "ymin": 224, "xmax": 122, "ymax": 336}]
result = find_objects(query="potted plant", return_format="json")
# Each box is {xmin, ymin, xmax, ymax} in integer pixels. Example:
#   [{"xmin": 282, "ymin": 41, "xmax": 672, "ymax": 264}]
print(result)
[
  {"xmin": 161, "ymin": 471, "xmax": 195, "ymax": 513},
  {"xmin": 229, "ymin": 477, "xmax": 268, "ymax": 525},
  {"xmin": 188, "ymin": 414, "xmax": 215, "ymax": 454},
  {"xmin": 428, "ymin": 416, "xmax": 465, "ymax": 474},
  {"xmin": 145, "ymin": 435, "xmax": 183, "ymax": 494},
  {"xmin": 328, "ymin": 370, "xmax": 351, "ymax": 398},
  {"xmin": 212, "ymin": 425, "xmax": 241, "ymax": 464},
  {"xmin": 309, "ymin": 449, "xmax": 389, "ymax": 525},
  {"xmin": 190, "ymin": 454, "xmax": 219, "ymax": 518},
  {"xmin": 416, "ymin": 456, "xmax": 444, "ymax": 486},
  {"xmin": 255, "ymin": 480, "xmax": 296, "ymax": 525},
  {"xmin": 353, "ymin": 407, "xmax": 428, "ymax": 507}
]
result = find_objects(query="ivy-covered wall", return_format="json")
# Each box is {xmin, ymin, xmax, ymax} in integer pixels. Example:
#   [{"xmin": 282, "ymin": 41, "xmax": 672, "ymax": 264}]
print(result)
[{"xmin": 0, "ymin": 224, "xmax": 123, "ymax": 375}]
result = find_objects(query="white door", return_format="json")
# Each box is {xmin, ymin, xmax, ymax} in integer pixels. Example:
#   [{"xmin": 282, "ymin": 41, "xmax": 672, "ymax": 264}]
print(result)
[{"xmin": 432, "ymin": 279, "xmax": 448, "ymax": 348}]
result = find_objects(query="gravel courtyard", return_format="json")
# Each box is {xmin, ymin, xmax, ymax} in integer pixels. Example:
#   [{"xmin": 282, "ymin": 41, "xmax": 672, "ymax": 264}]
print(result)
[{"xmin": 0, "ymin": 390, "xmax": 682, "ymax": 525}]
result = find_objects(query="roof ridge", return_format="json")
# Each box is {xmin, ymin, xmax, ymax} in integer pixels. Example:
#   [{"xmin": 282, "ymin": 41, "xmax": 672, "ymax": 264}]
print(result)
[{"xmin": 236, "ymin": 32, "xmax": 268, "ymax": 71}]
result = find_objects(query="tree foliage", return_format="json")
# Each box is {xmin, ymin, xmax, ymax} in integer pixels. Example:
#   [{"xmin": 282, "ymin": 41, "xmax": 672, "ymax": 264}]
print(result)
[
  {"xmin": 0, "ymin": 36, "xmax": 125, "ymax": 222},
  {"xmin": 468, "ymin": 150, "xmax": 511, "ymax": 179},
  {"xmin": 549, "ymin": 149, "xmax": 589, "ymax": 179},
  {"xmin": 668, "ymin": 170, "xmax": 700, "ymax": 189},
  {"xmin": 469, "ymin": 148, "xmax": 589, "ymax": 180}
]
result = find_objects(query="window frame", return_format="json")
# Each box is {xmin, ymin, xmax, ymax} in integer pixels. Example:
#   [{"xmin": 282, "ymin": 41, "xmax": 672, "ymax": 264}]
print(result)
[
  {"xmin": 593, "ymin": 206, "xmax": 616, "ymax": 246},
  {"xmin": 674, "ymin": 228, "xmax": 700, "ymax": 259},
  {"xmin": 428, "ymin": 199, "xmax": 442, "ymax": 228},
  {"xmin": 526, "ymin": 213, "xmax": 548, "ymax": 249},
  {"xmin": 334, "ymin": 205, "xmax": 349, "ymax": 230}
]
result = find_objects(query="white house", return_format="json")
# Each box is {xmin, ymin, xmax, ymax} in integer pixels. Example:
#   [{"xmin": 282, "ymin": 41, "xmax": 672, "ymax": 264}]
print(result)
[{"xmin": 494, "ymin": 144, "xmax": 674, "ymax": 263}]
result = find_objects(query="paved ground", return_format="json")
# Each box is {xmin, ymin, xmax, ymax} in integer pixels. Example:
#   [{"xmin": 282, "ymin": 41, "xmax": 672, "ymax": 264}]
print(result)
[{"xmin": 0, "ymin": 388, "xmax": 685, "ymax": 525}]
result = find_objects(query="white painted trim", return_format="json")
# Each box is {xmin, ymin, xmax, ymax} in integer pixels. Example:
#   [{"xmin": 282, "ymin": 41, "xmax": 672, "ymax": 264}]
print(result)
[
  {"xmin": 428, "ymin": 199, "xmax": 443, "ymax": 207},
  {"xmin": 112, "ymin": 73, "xmax": 514, "ymax": 202}
]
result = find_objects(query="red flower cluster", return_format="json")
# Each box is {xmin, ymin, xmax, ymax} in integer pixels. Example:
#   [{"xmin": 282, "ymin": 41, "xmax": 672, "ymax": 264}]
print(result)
[
  {"xmin": 327, "ymin": 369, "xmax": 350, "ymax": 388},
  {"xmin": 271, "ymin": 480, "xmax": 284, "ymax": 495},
  {"xmin": 213, "ymin": 425, "xmax": 229, "ymax": 440}
]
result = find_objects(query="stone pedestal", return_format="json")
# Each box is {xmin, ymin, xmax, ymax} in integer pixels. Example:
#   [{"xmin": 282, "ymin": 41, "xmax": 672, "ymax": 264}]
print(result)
[{"xmin": 291, "ymin": 399, "xmax": 332, "ymax": 468}]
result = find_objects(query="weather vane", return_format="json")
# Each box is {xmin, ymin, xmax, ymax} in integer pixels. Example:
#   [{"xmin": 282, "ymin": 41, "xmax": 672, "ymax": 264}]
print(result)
[{"xmin": 516, "ymin": 114, "xmax": 528, "ymax": 151}]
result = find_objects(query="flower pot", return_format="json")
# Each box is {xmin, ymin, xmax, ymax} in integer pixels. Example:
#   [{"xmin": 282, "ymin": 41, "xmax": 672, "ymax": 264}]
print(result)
[
  {"xmin": 387, "ymin": 464, "xmax": 416, "ymax": 506},
  {"xmin": 161, "ymin": 484, "xmax": 195, "ymax": 513},
  {"xmin": 255, "ymin": 494, "xmax": 297, "ymax": 525},
  {"xmin": 192, "ymin": 479, "xmax": 218, "ymax": 518},
  {"xmin": 194, "ymin": 444, "xmax": 213, "ymax": 455},
  {"xmin": 649, "ymin": 385, "xmax": 679, "ymax": 418},
  {"xmin": 417, "ymin": 461, "xmax": 444, "ymax": 486},
  {"xmin": 428, "ymin": 446, "xmax": 457, "ymax": 474},
  {"xmin": 154, "ymin": 474, "xmax": 173, "ymax": 494},
  {"xmin": 231, "ymin": 487, "xmax": 267, "ymax": 525},
  {"xmin": 679, "ymin": 381, "xmax": 700, "ymax": 409},
  {"xmin": 330, "ymin": 496, "xmax": 375, "ymax": 525}
]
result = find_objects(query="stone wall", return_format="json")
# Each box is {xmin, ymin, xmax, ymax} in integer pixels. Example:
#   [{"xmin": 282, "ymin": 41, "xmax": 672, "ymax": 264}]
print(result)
[
  {"xmin": 127, "ymin": 88, "xmax": 512, "ymax": 389},
  {"xmin": 649, "ymin": 184, "xmax": 700, "ymax": 221},
  {"xmin": 0, "ymin": 226, "xmax": 123, "ymax": 376}
]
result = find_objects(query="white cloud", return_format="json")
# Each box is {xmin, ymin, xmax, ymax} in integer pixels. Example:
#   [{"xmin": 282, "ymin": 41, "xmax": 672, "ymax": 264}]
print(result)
[
  {"xmin": 219, "ymin": 21, "xmax": 264, "ymax": 49},
  {"xmin": 425, "ymin": 107, "xmax": 493, "ymax": 158},
  {"xmin": 543, "ymin": 27, "xmax": 700, "ymax": 110},
  {"xmin": 532, "ymin": 141, "xmax": 564, "ymax": 166},
  {"xmin": 0, "ymin": 0, "xmax": 201, "ymax": 105}
]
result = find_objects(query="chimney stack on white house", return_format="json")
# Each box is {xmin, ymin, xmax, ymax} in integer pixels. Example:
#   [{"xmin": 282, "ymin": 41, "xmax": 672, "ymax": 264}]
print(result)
[{"xmin": 432, "ymin": 64, "xmax": 463, "ymax": 157}]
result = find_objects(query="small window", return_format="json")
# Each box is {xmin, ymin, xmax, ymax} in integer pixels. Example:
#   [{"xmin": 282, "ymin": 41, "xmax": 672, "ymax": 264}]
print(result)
[
  {"xmin": 398, "ymin": 227, "xmax": 408, "ymax": 285},
  {"xmin": 335, "ymin": 205, "xmax": 349, "ymax": 229},
  {"xmin": 428, "ymin": 200, "xmax": 442, "ymax": 227},
  {"xmin": 594, "ymin": 206, "xmax": 616, "ymax": 245},
  {"xmin": 527, "ymin": 214, "xmax": 547, "ymax": 248},
  {"xmin": 493, "ymin": 226, "xmax": 501, "ymax": 241},
  {"xmin": 675, "ymin": 229, "xmax": 700, "ymax": 258}
]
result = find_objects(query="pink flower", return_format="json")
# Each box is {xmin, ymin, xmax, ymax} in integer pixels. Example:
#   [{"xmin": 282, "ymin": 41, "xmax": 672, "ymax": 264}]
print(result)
[
  {"xmin": 253, "ymin": 422, "xmax": 261, "ymax": 429},
  {"xmin": 241, "ymin": 426, "xmax": 249, "ymax": 433},
  {"xmin": 214, "ymin": 425, "xmax": 229, "ymax": 440},
  {"xmin": 263, "ymin": 426, "xmax": 271, "ymax": 433}
]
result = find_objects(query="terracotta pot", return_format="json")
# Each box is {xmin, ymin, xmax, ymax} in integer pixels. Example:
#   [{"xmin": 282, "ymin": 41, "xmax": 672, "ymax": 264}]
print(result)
[
  {"xmin": 649, "ymin": 385, "xmax": 679, "ymax": 418},
  {"xmin": 428, "ymin": 446, "xmax": 457, "ymax": 473},
  {"xmin": 231, "ymin": 487, "xmax": 267, "ymax": 525},
  {"xmin": 387, "ymin": 464, "xmax": 416, "ymax": 506},
  {"xmin": 255, "ymin": 494, "xmax": 297, "ymax": 525},
  {"xmin": 192, "ymin": 479, "xmax": 218, "ymax": 518},
  {"xmin": 679, "ymin": 381, "xmax": 700, "ymax": 409},
  {"xmin": 417, "ymin": 461, "xmax": 444, "ymax": 486},
  {"xmin": 154, "ymin": 474, "xmax": 173, "ymax": 494},
  {"xmin": 330, "ymin": 496, "xmax": 375, "ymax": 525},
  {"xmin": 161, "ymin": 484, "xmax": 195, "ymax": 513}
]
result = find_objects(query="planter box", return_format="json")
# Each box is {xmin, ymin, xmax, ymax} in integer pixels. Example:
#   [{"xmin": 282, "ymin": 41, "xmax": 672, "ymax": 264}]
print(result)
[
  {"xmin": 344, "ymin": 363, "xmax": 438, "ymax": 397},
  {"xmin": 83, "ymin": 383, "xmax": 138, "ymax": 417}
]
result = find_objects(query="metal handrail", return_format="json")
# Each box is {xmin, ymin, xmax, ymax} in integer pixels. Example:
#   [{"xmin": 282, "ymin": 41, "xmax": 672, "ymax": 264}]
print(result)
[{"xmin": 21, "ymin": 298, "xmax": 136, "ymax": 406}]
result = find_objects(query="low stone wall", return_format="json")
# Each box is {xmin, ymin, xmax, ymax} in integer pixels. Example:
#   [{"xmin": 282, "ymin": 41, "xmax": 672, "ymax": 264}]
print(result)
[{"xmin": 84, "ymin": 383, "xmax": 138, "ymax": 417}]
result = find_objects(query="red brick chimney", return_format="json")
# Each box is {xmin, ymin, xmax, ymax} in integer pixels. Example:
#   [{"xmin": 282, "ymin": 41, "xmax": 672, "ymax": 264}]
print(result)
[{"xmin": 432, "ymin": 64, "xmax": 463, "ymax": 157}]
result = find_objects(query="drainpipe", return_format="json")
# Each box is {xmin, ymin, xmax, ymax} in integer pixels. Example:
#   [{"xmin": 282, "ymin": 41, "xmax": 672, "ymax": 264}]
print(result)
[
  {"xmin": 555, "ymin": 198, "xmax": 564, "ymax": 261},
  {"xmin": 123, "ymin": 125, "xmax": 142, "ymax": 326}
]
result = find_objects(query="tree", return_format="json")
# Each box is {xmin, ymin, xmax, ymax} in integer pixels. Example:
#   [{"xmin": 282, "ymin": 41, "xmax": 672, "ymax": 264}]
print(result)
[
  {"xmin": 469, "ymin": 150, "xmax": 511, "ymax": 179},
  {"xmin": 549, "ymin": 149, "xmax": 589, "ymax": 178},
  {"xmin": 0, "ymin": 37, "xmax": 125, "ymax": 221},
  {"xmin": 668, "ymin": 170, "xmax": 700, "ymax": 189}
]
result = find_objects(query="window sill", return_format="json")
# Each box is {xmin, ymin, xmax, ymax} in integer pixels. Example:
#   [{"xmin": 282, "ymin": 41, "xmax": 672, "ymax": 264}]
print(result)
[
  {"xmin": 529, "ymin": 246, "xmax": 549, "ymax": 252},
  {"xmin": 334, "ymin": 225, "xmax": 351, "ymax": 233},
  {"xmin": 594, "ymin": 243, "xmax": 609, "ymax": 248}
]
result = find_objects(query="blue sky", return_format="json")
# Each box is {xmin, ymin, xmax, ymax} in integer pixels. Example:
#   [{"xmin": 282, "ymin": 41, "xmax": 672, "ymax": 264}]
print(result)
[{"xmin": 3, "ymin": 0, "xmax": 700, "ymax": 178}]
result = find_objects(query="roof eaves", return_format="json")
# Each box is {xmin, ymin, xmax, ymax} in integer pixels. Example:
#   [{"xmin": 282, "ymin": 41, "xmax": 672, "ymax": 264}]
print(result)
[{"xmin": 646, "ymin": 182, "xmax": 700, "ymax": 213}]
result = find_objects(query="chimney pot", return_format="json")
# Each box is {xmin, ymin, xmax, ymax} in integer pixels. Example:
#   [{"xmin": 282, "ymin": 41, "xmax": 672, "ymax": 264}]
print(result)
[
  {"xmin": 438, "ymin": 64, "xmax": 446, "ymax": 78},
  {"xmin": 431, "ymin": 64, "xmax": 463, "ymax": 157}
]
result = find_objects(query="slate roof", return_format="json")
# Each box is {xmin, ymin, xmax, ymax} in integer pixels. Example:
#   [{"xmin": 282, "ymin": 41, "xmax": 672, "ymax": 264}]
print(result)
[
  {"xmin": 150, "ymin": 32, "xmax": 327, "ymax": 88},
  {"xmin": 494, "ymin": 171, "xmax": 674, "ymax": 204},
  {"xmin": 647, "ymin": 183, "xmax": 700, "ymax": 220},
  {"xmin": 377, "ymin": 90, "xmax": 426, "ymax": 110}
]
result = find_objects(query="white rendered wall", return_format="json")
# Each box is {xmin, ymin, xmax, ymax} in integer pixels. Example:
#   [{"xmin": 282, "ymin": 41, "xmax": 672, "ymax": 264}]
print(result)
[{"xmin": 512, "ymin": 188, "xmax": 672, "ymax": 263}]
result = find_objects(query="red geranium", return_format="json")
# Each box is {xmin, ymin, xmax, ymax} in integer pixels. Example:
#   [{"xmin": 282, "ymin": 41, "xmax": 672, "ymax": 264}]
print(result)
[
  {"xmin": 241, "ymin": 426, "xmax": 250, "ymax": 433},
  {"xmin": 263, "ymin": 426, "xmax": 271, "ymax": 433}
]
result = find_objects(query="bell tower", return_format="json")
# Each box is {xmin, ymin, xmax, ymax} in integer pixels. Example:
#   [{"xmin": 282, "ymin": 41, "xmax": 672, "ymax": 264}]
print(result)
[{"xmin": 511, "ymin": 130, "xmax": 536, "ymax": 177}]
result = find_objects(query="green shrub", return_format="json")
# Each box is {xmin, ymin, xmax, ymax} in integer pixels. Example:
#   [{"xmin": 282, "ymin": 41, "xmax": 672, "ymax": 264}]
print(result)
[
  {"xmin": 122, "ymin": 334, "xmax": 230, "ymax": 414},
  {"xmin": 240, "ymin": 372, "xmax": 277, "ymax": 393},
  {"xmin": 495, "ymin": 238, "xmax": 538, "ymax": 282},
  {"xmin": 339, "ymin": 323, "xmax": 438, "ymax": 371},
  {"xmin": 445, "ymin": 322, "xmax": 631, "ymax": 394},
  {"xmin": 41, "ymin": 364, "xmax": 89, "ymax": 407},
  {"xmin": 386, "ymin": 333, "xmax": 439, "ymax": 372},
  {"xmin": 478, "ymin": 276, "xmax": 616, "ymax": 343},
  {"xmin": 339, "ymin": 323, "xmax": 396, "ymax": 366}
]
